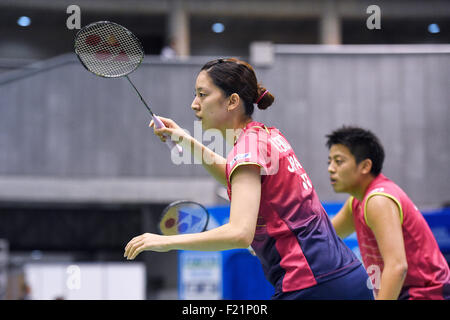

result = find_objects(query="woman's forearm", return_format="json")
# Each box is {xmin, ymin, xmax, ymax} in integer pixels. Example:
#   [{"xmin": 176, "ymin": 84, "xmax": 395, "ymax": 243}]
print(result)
[
  {"xmin": 167, "ymin": 223, "xmax": 251, "ymax": 251},
  {"xmin": 124, "ymin": 222, "xmax": 253, "ymax": 259},
  {"xmin": 185, "ymin": 135, "xmax": 227, "ymax": 186}
]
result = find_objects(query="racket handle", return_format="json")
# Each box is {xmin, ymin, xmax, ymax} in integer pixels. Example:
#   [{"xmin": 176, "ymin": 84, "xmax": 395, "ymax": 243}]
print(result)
[{"xmin": 152, "ymin": 115, "xmax": 183, "ymax": 153}]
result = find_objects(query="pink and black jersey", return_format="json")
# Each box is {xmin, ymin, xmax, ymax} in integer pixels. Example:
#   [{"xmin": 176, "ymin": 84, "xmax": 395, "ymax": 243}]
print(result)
[
  {"xmin": 225, "ymin": 121, "xmax": 361, "ymax": 293},
  {"xmin": 351, "ymin": 174, "xmax": 450, "ymax": 300}
]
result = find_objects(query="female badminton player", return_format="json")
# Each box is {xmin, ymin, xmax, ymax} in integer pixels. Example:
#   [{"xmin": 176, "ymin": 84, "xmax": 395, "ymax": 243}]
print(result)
[{"xmin": 124, "ymin": 58, "xmax": 374, "ymax": 300}]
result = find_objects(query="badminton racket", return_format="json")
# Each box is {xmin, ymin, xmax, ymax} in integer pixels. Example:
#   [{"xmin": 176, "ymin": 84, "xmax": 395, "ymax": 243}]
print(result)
[
  {"xmin": 158, "ymin": 200, "xmax": 209, "ymax": 235},
  {"xmin": 74, "ymin": 21, "xmax": 182, "ymax": 153},
  {"xmin": 160, "ymin": 200, "xmax": 256, "ymax": 256}
]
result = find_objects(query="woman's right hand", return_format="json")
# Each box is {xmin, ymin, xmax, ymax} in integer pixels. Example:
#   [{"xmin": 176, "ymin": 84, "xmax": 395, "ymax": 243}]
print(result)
[{"xmin": 149, "ymin": 116, "xmax": 189, "ymax": 146}]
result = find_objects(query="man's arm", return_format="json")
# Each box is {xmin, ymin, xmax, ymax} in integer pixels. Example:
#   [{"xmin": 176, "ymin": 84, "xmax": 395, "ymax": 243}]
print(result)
[
  {"xmin": 331, "ymin": 197, "xmax": 355, "ymax": 239},
  {"xmin": 366, "ymin": 195, "xmax": 408, "ymax": 300}
]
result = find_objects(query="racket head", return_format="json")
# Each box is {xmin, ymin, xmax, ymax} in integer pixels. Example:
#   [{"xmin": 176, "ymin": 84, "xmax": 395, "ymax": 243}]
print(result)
[
  {"xmin": 158, "ymin": 200, "xmax": 209, "ymax": 235},
  {"xmin": 74, "ymin": 21, "xmax": 144, "ymax": 78}
]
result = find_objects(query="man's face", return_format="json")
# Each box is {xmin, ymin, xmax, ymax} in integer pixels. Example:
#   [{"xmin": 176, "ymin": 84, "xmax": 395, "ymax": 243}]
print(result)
[{"xmin": 327, "ymin": 144, "xmax": 363, "ymax": 194}]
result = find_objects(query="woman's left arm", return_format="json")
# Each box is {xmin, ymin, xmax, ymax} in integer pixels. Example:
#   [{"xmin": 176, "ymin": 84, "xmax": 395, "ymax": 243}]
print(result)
[{"xmin": 124, "ymin": 165, "xmax": 261, "ymax": 259}]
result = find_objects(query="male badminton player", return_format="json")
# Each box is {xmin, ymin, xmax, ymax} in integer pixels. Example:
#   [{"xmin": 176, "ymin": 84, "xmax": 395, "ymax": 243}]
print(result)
[
  {"xmin": 326, "ymin": 126, "xmax": 450, "ymax": 300},
  {"xmin": 125, "ymin": 58, "xmax": 373, "ymax": 299}
]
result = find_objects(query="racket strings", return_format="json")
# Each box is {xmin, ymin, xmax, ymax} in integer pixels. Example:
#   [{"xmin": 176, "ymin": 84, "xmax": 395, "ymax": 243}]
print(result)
[
  {"xmin": 75, "ymin": 22, "xmax": 143, "ymax": 77},
  {"xmin": 159, "ymin": 202, "xmax": 209, "ymax": 235}
]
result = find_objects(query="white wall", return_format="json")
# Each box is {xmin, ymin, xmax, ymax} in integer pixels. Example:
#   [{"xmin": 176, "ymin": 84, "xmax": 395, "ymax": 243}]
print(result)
[{"xmin": 24, "ymin": 262, "xmax": 146, "ymax": 300}]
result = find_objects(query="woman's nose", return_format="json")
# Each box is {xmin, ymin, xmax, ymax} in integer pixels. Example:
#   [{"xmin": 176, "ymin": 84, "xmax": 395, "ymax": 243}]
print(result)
[{"xmin": 191, "ymin": 99, "xmax": 200, "ymax": 111}]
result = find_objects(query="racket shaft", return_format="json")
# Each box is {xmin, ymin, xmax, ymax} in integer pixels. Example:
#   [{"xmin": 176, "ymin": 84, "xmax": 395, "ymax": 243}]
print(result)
[
  {"xmin": 125, "ymin": 76, "xmax": 154, "ymax": 115},
  {"xmin": 125, "ymin": 76, "xmax": 181, "ymax": 153}
]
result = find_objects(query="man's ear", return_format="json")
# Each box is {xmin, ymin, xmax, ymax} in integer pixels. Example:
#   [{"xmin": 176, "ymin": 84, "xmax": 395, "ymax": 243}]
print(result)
[
  {"xmin": 227, "ymin": 93, "xmax": 240, "ymax": 112},
  {"xmin": 360, "ymin": 159, "xmax": 373, "ymax": 175}
]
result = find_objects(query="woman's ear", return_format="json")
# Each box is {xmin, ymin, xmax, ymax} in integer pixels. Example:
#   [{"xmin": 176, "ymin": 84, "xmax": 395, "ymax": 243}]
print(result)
[{"xmin": 227, "ymin": 93, "xmax": 241, "ymax": 112}]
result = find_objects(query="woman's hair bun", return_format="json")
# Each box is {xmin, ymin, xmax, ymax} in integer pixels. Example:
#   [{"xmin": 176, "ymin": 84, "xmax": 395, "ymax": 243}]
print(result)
[{"xmin": 255, "ymin": 85, "xmax": 275, "ymax": 110}]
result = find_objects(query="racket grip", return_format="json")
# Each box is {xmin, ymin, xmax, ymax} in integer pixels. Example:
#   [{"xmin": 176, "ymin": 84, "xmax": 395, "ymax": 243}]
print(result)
[{"xmin": 152, "ymin": 115, "xmax": 183, "ymax": 153}]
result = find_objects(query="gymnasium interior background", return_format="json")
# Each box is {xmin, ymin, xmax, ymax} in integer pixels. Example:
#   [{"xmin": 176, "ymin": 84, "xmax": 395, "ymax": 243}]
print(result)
[{"xmin": 0, "ymin": 0, "xmax": 449, "ymax": 300}]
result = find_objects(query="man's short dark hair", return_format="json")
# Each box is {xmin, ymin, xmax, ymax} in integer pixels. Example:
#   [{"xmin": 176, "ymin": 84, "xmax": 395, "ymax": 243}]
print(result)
[{"xmin": 325, "ymin": 126, "xmax": 385, "ymax": 176}]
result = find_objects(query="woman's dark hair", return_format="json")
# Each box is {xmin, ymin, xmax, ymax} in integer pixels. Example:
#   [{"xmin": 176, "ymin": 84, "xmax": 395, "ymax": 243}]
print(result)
[
  {"xmin": 200, "ymin": 58, "xmax": 275, "ymax": 116},
  {"xmin": 325, "ymin": 126, "xmax": 385, "ymax": 176}
]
